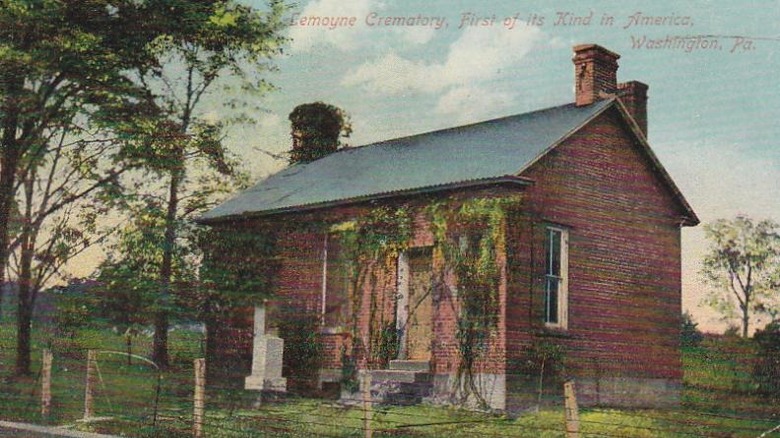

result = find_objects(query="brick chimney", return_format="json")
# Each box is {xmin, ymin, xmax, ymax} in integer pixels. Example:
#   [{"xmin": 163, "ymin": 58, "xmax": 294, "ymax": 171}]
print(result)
[
  {"xmin": 573, "ymin": 44, "xmax": 649, "ymax": 138},
  {"xmin": 573, "ymin": 44, "xmax": 620, "ymax": 106},
  {"xmin": 618, "ymin": 81, "xmax": 649, "ymax": 138}
]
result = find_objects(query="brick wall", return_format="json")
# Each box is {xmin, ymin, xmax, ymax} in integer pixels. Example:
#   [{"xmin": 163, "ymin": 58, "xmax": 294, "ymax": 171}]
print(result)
[
  {"xmin": 507, "ymin": 106, "xmax": 684, "ymax": 387},
  {"xmin": 232, "ymin": 190, "xmax": 517, "ymax": 379}
]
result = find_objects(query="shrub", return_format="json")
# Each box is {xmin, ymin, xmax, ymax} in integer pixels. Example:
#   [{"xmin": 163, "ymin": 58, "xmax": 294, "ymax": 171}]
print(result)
[
  {"xmin": 52, "ymin": 287, "xmax": 97, "ymax": 337},
  {"xmin": 278, "ymin": 307, "xmax": 323, "ymax": 393},
  {"xmin": 753, "ymin": 321, "xmax": 780, "ymax": 396},
  {"xmin": 681, "ymin": 311, "xmax": 704, "ymax": 347}
]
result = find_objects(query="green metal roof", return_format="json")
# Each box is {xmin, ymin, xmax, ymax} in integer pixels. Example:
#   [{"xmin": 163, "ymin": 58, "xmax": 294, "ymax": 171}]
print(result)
[{"xmin": 199, "ymin": 99, "xmax": 621, "ymax": 222}]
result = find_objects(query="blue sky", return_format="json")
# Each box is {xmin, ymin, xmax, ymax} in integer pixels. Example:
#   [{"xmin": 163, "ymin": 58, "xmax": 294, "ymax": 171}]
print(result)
[{"xmin": 224, "ymin": 0, "xmax": 780, "ymax": 332}]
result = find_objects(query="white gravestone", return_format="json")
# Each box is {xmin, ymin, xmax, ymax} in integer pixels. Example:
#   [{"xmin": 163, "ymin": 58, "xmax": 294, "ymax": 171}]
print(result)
[{"xmin": 245, "ymin": 305, "xmax": 287, "ymax": 391}]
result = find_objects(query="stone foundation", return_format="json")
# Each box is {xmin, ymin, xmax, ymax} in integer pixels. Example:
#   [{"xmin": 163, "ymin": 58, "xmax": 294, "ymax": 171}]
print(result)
[
  {"xmin": 575, "ymin": 377, "xmax": 681, "ymax": 408},
  {"xmin": 427, "ymin": 373, "xmax": 506, "ymax": 411}
]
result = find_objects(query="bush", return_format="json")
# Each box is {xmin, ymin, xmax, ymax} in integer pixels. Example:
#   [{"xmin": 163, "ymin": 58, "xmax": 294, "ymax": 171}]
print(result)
[
  {"xmin": 681, "ymin": 311, "xmax": 704, "ymax": 347},
  {"xmin": 52, "ymin": 287, "xmax": 98, "ymax": 337},
  {"xmin": 753, "ymin": 321, "xmax": 780, "ymax": 396},
  {"xmin": 277, "ymin": 307, "xmax": 323, "ymax": 393},
  {"xmin": 512, "ymin": 338, "xmax": 567, "ymax": 405},
  {"xmin": 723, "ymin": 325, "xmax": 741, "ymax": 337}
]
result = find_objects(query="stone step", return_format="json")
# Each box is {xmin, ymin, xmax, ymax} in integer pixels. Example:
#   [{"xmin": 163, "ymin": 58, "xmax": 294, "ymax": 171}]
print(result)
[
  {"xmin": 388, "ymin": 360, "xmax": 430, "ymax": 372},
  {"xmin": 369, "ymin": 369, "xmax": 431, "ymax": 384},
  {"xmin": 365, "ymin": 369, "xmax": 433, "ymax": 406}
]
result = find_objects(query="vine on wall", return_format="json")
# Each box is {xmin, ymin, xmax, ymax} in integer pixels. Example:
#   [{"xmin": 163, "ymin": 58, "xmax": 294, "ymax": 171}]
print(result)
[
  {"xmin": 428, "ymin": 196, "xmax": 519, "ymax": 407},
  {"xmin": 337, "ymin": 206, "xmax": 412, "ymax": 377},
  {"xmin": 327, "ymin": 196, "xmax": 519, "ymax": 404}
]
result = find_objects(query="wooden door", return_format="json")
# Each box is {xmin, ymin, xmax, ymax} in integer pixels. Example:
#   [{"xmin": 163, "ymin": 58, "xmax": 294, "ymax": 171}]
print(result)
[{"xmin": 406, "ymin": 247, "xmax": 433, "ymax": 361}]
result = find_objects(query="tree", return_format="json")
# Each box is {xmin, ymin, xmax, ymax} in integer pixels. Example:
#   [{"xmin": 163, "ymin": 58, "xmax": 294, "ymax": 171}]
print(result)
[
  {"xmin": 701, "ymin": 216, "xmax": 780, "ymax": 338},
  {"xmin": 108, "ymin": 0, "xmax": 287, "ymax": 367},
  {"xmin": 94, "ymin": 201, "xmax": 200, "ymax": 329},
  {"xmin": 8, "ymin": 122, "xmax": 124, "ymax": 374},
  {"xmin": 0, "ymin": 0, "xmax": 162, "ymax": 375},
  {"xmin": 288, "ymin": 102, "xmax": 351, "ymax": 164}
]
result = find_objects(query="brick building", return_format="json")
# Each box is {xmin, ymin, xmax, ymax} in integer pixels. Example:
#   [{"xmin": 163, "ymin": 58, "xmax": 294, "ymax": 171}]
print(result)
[{"xmin": 198, "ymin": 44, "xmax": 699, "ymax": 410}]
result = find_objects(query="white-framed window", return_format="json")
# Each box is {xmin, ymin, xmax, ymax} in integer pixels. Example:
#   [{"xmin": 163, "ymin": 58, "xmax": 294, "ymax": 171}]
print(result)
[{"xmin": 544, "ymin": 227, "xmax": 569, "ymax": 329}]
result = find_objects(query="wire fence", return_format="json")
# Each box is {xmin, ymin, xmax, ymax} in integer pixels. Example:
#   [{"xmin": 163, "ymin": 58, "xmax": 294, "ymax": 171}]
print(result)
[{"xmin": 0, "ymin": 334, "xmax": 779, "ymax": 438}]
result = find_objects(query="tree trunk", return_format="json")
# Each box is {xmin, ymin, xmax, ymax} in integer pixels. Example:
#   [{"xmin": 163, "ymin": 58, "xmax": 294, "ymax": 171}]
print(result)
[
  {"xmin": 152, "ymin": 166, "xmax": 182, "ymax": 368},
  {"xmin": 15, "ymin": 289, "xmax": 32, "ymax": 375},
  {"xmin": 742, "ymin": 308, "xmax": 750, "ymax": 338},
  {"xmin": 152, "ymin": 310, "xmax": 169, "ymax": 368},
  {"xmin": 204, "ymin": 307, "xmax": 220, "ymax": 381},
  {"xmin": 15, "ymin": 246, "xmax": 35, "ymax": 375},
  {"xmin": 0, "ymin": 74, "xmax": 24, "ymax": 297}
]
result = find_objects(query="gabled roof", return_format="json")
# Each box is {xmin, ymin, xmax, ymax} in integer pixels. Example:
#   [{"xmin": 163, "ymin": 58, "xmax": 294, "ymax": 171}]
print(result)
[{"xmin": 199, "ymin": 98, "xmax": 698, "ymax": 225}]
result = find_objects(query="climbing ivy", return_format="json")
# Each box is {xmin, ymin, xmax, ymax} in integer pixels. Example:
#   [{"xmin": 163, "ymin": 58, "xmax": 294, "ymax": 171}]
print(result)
[
  {"xmin": 336, "ymin": 206, "xmax": 413, "ymax": 375},
  {"xmin": 428, "ymin": 196, "xmax": 520, "ymax": 407},
  {"xmin": 199, "ymin": 225, "xmax": 281, "ymax": 313}
]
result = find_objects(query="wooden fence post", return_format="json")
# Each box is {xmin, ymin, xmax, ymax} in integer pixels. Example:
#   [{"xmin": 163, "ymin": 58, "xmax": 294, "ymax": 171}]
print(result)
[
  {"xmin": 564, "ymin": 380, "xmax": 580, "ymax": 438},
  {"xmin": 194, "ymin": 358, "xmax": 206, "ymax": 438},
  {"xmin": 84, "ymin": 350, "xmax": 97, "ymax": 420},
  {"xmin": 361, "ymin": 371, "xmax": 373, "ymax": 438},
  {"xmin": 41, "ymin": 349, "xmax": 52, "ymax": 418}
]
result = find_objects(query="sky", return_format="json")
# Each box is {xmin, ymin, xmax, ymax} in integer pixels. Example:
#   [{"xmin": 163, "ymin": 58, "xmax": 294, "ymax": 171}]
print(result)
[
  {"xmin": 218, "ymin": 0, "xmax": 780, "ymax": 331},
  {"xmin": 190, "ymin": 0, "xmax": 779, "ymax": 333}
]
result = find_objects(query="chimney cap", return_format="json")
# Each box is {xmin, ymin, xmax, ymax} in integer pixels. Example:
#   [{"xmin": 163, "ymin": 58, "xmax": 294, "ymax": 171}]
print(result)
[
  {"xmin": 618, "ymin": 80, "xmax": 649, "ymax": 93},
  {"xmin": 573, "ymin": 44, "xmax": 621, "ymax": 61}
]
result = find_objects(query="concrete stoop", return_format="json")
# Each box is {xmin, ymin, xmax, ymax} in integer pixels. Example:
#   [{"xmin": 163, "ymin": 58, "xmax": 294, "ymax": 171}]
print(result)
[{"xmin": 342, "ymin": 361, "xmax": 433, "ymax": 406}]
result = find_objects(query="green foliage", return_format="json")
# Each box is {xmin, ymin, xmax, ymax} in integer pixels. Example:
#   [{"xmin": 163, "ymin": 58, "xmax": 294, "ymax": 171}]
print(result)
[
  {"xmin": 198, "ymin": 225, "xmax": 280, "ymax": 316},
  {"xmin": 278, "ymin": 306, "xmax": 323, "ymax": 392},
  {"xmin": 374, "ymin": 321, "xmax": 400, "ymax": 368},
  {"xmin": 103, "ymin": 0, "xmax": 288, "ymax": 367},
  {"xmin": 0, "ymin": 0, "xmax": 167, "ymax": 374},
  {"xmin": 94, "ymin": 203, "xmax": 199, "ymax": 325},
  {"xmin": 753, "ymin": 321, "xmax": 780, "ymax": 396},
  {"xmin": 520, "ymin": 339, "xmax": 567, "ymax": 404},
  {"xmin": 701, "ymin": 216, "xmax": 780, "ymax": 338},
  {"xmin": 520, "ymin": 339, "xmax": 566, "ymax": 376},
  {"xmin": 683, "ymin": 335, "xmax": 757, "ymax": 394},
  {"xmin": 2, "ymin": 321, "xmax": 778, "ymax": 437},
  {"xmin": 337, "ymin": 206, "xmax": 412, "ymax": 369},
  {"xmin": 343, "ymin": 206, "xmax": 412, "ymax": 261},
  {"xmin": 340, "ymin": 341, "xmax": 360, "ymax": 393},
  {"xmin": 288, "ymin": 101, "xmax": 352, "ymax": 164},
  {"xmin": 51, "ymin": 286, "xmax": 98, "ymax": 338},
  {"xmin": 428, "ymin": 196, "xmax": 519, "ymax": 406},
  {"xmin": 681, "ymin": 311, "xmax": 704, "ymax": 347}
]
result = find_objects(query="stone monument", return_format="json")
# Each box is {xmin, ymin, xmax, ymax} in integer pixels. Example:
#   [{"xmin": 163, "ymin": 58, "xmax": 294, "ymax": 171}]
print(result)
[{"xmin": 244, "ymin": 304, "xmax": 287, "ymax": 392}]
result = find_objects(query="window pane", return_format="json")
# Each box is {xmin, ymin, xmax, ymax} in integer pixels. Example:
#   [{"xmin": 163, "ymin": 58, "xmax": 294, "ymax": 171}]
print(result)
[
  {"xmin": 545, "ymin": 277, "xmax": 559, "ymax": 324},
  {"xmin": 549, "ymin": 229, "xmax": 561, "ymax": 276}
]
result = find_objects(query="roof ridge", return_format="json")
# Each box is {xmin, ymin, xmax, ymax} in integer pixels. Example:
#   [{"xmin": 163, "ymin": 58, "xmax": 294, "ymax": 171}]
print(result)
[{"xmin": 319, "ymin": 101, "xmax": 578, "ymax": 157}]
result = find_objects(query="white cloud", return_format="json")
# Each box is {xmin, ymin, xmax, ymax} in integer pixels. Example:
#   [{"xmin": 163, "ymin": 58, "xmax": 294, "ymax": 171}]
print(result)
[
  {"xmin": 342, "ymin": 24, "xmax": 543, "ymax": 120},
  {"xmin": 341, "ymin": 52, "xmax": 442, "ymax": 95},
  {"xmin": 440, "ymin": 25, "xmax": 540, "ymax": 86},
  {"xmin": 287, "ymin": 0, "xmax": 376, "ymax": 52},
  {"xmin": 394, "ymin": 26, "xmax": 436, "ymax": 45},
  {"xmin": 257, "ymin": 112, "xmax": 283, "ymax": 130},
  {"xmin": 435, "ymin": 85, "xmax": 514, "ymax": 123}
]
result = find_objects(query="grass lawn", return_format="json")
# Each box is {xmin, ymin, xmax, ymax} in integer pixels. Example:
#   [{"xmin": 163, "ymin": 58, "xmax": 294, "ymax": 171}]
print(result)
[{"xmin": 2, "ymin": 321, "xmax": 779, "ymax": 437}]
